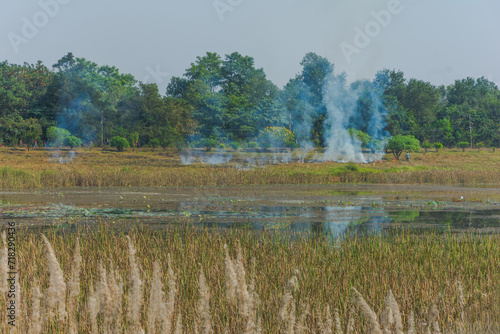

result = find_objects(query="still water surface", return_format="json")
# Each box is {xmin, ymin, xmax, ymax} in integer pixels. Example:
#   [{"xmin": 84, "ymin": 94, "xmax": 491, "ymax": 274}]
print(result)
[{"xmin": 1, "ymin": 184, "xmax": 499, "ymax": 234}]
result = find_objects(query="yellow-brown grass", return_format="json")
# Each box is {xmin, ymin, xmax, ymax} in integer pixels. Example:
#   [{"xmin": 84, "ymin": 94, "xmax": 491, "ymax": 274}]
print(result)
[
  {"xmin": 0, "ymin": 225, "xmax": 498, "ymax": 333},
  {"xmin": 0, "ymin": 147, "xmax": 499, "ymax": 188}
]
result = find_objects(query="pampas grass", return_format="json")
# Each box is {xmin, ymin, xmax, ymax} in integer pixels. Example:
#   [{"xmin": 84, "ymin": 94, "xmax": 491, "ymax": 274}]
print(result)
[
  {"xmin": 278, "ymin": 271, "xmax": 299, "ymax": 324},
  {"xmin": 163, "ymin": 254, "xmax": 178, "ymax": 334},
  {"xmin": 197, "ymin": 265, "xmax": 212, "ymax": 334},
  {"xmin": 109, "ymin": 265, "xmax": 124, "ymax": 333},
  {"xmin": 127, "ymin": 236, "xmax": 144, "ymax": 333},
  {"xmin": 335, "ymin": 307, "xmax": 343, "ymax": 334},
  {"xmin": 147, "ymin": 261, "xmax": 164, "ymax": 334},
  {"xmin": 224, "ymin": 244, "xmax": 238, "ymax": 307},
  {"xmin": 28, "ymin": 282, "xmax": 43, "ymax": 334},
  {"xmin": 351, "ymin": 287, "xmax": 383, "ymax": 334},
  {"xmin": 41, "ymin": 234, "xmax": 67, "ymax": 323},
  {"xmin": 408, "ymin": 311, "xmax": 415, "ymax": 334},
  {"xmin": 1, "ymin": 226, "xmax": 499, "ymax": 333},
  {"xmin": 88, "ymin": 282, "xmax": 99, "ymax": 334},
  {"xmin": 67, "ymin": 238, "xmax": 81, "ymax": 334},
  {"xmin": 0, "ymin": 232, "xmax": 8, "ymax": 295}
]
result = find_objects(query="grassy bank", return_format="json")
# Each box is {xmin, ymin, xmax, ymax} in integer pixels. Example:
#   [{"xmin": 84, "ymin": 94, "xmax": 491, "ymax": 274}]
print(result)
[
  {"xmin": 1, "ymin": 147, "xmax": 499, "ymax": 188},
  {"xmin": 2, "ymin": 225, "xmax": 499, "ymax": 333}
]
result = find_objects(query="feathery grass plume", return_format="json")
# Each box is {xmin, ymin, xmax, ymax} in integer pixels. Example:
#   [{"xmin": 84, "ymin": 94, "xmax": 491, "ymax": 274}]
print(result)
[
  {"xmin": 407, "ymin": 310, "xmax": 415, "ymax": 334},
  {"xmin": 380, "ymin": 301, "xmax": 393, "ymax": 334},
  {"xmin": 15, "ymin": 265, "xmax": 22, "ymax": 330},
  {"xmin": 351, "ymin": 288, "xmax": 382, "ymax": 334},
  {"xmin": 387, "ymin": 290, "xmax": 403, "ymax": 334},
  {"xmin": 0, "ymin": 231, "xmax": 7, "ymax": 295},
  {"xmin": 247, "ymin": 257, "xmax": 262, "ymax": 334},
  {"xmin": 381, "ymin": 289, "xmax": 402, "ymax": 334},
  {"xmin": 433, "ymin": 321, "xmax": 442, "ymax": 334},
  {"xmin": 109, "ymin": 266, "xmax": 124, "ymax": 333},
  {"xmin": 224, "ymin": 244, "xmax": 238, "ymax": 307},
  {"xmin": 41, "ymin": 234, "xmax": 67, "ymax": 323},
  {"xmin": 285, "ymin": 300, "xmax": 296, "ymax": 334},
  {"xmin": 335, "ymin": 308, "xmax": 343, "ymax": 334},
  {"xmin": 173, "ymin": 312, "xmax": 183, "ymax": 334},
  {"xmin": 424, "ymin": 302, "xmax": 439, "ymax": 334},
  {"xmin": 345, "ymin": 309, "xmax": 355, "ymax": 334},
  {"xmin": 318, "ymin": 306, "xmax": 333, "ymax": 334},
  {"xmin": 67, "ymin": 238, "xmax": 82, "ymax": 334},
  {"xmin": 197, "ymin": 265, "xmax": 212, "ymax": 334},
  {"xmin": 235, "ymin": 242, "xmax": 251, "ymax": 319},
  {"xmin": 29, "ymin": 283, "xmax": 43, "ymax": 334},
  {"xmin": 295, "ymin": 302, "xmax": 310, "ymax": 334},
  {"xmin": 322, "ymin": 305, "xmax": 333, "ymax": 334},
  {"xmin": 346, "ymin": 313, "xmax": 354, "ymax": 334},
  {"xmin": 278, "ymin": 271, "xmax": 299, "ymax": 323},
  {"xmin": 147, "ymin": 260, "xmax": 165, "ymax": 334},
  {"xmin": 98, "ymin": 263, "xmax": 114, "ymax": 334},
  {"xmin": 88, "ymin": 282, "xmax": 99, "ymax": 334},
  {"xmin": 127, "ymin": 236, "xmax": 144, "ymax": 332},
  {"xmin": 457, "ymin": 281, "xmax": 465, "ymax": 322},
  {"xmin": 244, "ymin": 256, "xmax": 261, "ymax": 334},
  {"xmin": 161, "ymin": 254, "xmax": 178, "ymax": 334}
]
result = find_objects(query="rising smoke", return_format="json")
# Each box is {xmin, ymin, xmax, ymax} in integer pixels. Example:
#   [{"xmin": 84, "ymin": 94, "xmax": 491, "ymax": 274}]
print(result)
[
  {"xmin": 320, "ymin": 74, "xmax": 389, "ymax": 163},
  {"xmin": 179, "ymin": 64, "xmax": 390, "ymax": 166}
]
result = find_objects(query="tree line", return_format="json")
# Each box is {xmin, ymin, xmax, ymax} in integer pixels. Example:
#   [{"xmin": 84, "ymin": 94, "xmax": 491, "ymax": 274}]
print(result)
[{"xmin": 1, "ymin": 52, "xmax": 499, "ymax": 149}]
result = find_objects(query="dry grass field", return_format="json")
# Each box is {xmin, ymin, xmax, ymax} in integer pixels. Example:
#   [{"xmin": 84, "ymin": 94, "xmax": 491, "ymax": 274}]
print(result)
[
  {"xmin": 1, "ymin": 225, "xmax": 499, "ymax": 333},
  {"xmin": 0, "ymin": 147, "xmax": 499, "ymax": 189}
]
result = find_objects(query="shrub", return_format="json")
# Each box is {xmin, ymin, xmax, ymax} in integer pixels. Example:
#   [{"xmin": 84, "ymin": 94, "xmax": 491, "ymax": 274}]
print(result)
[
  {"xmin": 63, "ymin": 136, "xmax": 82, "ymax": 149},
  {"xmin": 110, "ymin": 136, "xmax": 130, "ymax": 152},
  {"xmin": 128, "ymin": 131, "xmax": 139, "ymax": 149},
  {"xmin": 348, "ymin": 128, "xmax": 371, "ymax": 148},
  {"xmin": 149, "ymin": 138, "xmax": 160, "ymax": 148},
  {"xmin": 257, "ymin": 127, "xmax": 295, "ymax": 148},
  {"xmin": 46, "ymin": 126, "xmax": 71, "ymax": 147},
  {"xmin": 457, "ymin": 141, "xmax": 469, "ymax": 152},
  {"xmin": 229, "ymin": 142, "xmax": 240, "ymax": 151},
  {"xmin": 203, "ymin": 138, "xmax": 218, "ymax": 152},
  {"xmin": 387, "ymin": 135, "xmax": 420, "ymax": 160},
  {"xmin": 218, "ymin": 143, "xmax": 226, "ymax": 150},
  {"xmin": 422, "ymin": 140, "xmax": 432, "ymax": 153},
  {"xmin": 248, "ymin": 142, "xmax": 258, "ymax": 149},
  {"xmin": 434, "ymin": 142, "xmax": 443, "ymax": 152},
  {"xmin": 476, "ymin": 142, "xmax": 485, "ymax": 151},
  {"xmin": 174, "ymin": 140, "xmax": 187, "ymax": 152}
]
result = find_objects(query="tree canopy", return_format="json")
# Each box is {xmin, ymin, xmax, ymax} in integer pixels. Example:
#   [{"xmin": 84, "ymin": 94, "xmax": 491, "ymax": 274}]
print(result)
[{"xmin": 1, "ymin": 52, "xmax": 499, "ymax": 150}]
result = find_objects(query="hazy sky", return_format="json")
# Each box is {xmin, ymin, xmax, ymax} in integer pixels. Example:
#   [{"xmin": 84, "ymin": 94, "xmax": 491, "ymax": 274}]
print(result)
[{"xmin": 1, "ymin": 0, "xmax": 499, "ymax": 93}]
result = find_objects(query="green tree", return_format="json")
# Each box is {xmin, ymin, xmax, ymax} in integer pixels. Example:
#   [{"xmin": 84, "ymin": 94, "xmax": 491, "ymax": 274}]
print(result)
[
  {"xmin": 433, "ymin": 118, "xmax": 454, "ymax": 146},
  {"xmin": 281, "ymin": 53, "xmax": 334, "ymax": 147},
  {"xmin": 457, "ymin": 141, "xmax": 469, "ymax": 152},
  {"xmin": 422, "ymin": 140, "xmax": 432, "ymax": 153},
  {"xmin": 387, "ymin": 135, "xmax": 421, "ymax": 160},
  {"xmin": 433, "ymin": 142, "xmax": 443, "ymax": 152},
  {"xmin": 110, "ymin": 136, "xmax": 130, "ymax": 152},
  {"xmin": 46, "ymin": 126, "xmax": 71, "ymax": 147},
  {"xmin": 21, "ymin": 118, "xmax": 43, "ymax": 150},
  {"xmin": 348, "ymin": 128, "xmax": 371, "ymax": 148},
  {"xmin": 64, "ymin": 136, "xmax": 82, "ymax": 149},
  {"xmin": 128, "ymin": 131, "xmax": 139, "ymax": 150},
  {"xmin": 149, "ymin": 138, "xmax": 160, "ymax": 148},
  {"xmin": 51, "ymin": 53, "xmax": 136, "ymax": 146},
  {"xmin": 203, "ymin": 138, "xmax": 218, "ymax": 151}
]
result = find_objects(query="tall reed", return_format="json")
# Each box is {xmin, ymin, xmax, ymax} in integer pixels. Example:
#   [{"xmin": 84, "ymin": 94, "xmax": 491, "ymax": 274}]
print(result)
[{"xmin": 1, "ymin": 226, "xmax": 499, "ymax": 333}]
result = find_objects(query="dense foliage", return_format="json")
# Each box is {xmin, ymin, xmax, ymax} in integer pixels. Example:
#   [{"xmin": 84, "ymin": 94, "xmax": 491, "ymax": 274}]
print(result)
[
  {"xmin": 1, "ymin": 52, "xmax": 499, "ymax": 148},
  {"xmin": 110, "ymin": 136, "xmax": 130, "ymax": 152},
  {"xmin": 387, "ymin": 135, "xmax": 421, "ymax": 160}
]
